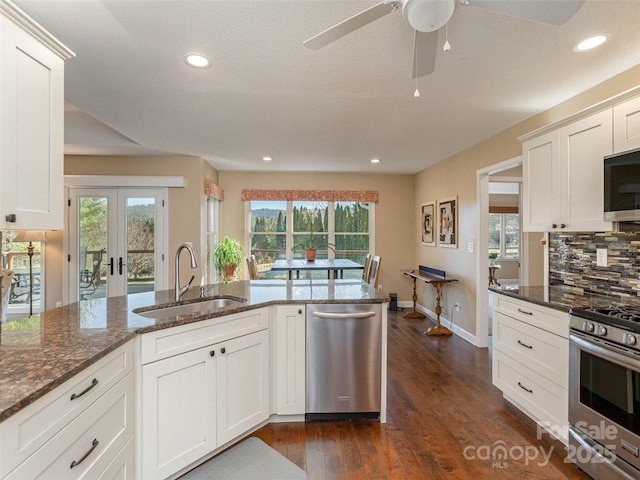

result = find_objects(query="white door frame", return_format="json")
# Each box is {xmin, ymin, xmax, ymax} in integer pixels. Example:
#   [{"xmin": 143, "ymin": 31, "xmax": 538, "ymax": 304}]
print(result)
[
  {"xmin": 64, "ymin": 176, "xmax": 179, "ymax": 305},
  {"xmin": 475, "ymin": 156, "xmax": 523, "ymax": 348}
]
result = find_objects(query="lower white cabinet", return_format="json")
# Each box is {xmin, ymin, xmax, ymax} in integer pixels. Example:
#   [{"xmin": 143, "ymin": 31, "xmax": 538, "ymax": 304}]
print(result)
[
  {"xmin": 274, "ymin": 305, "xmax": 306, "ymax": 415},
  {"xmin": 0, "ymin": 344, "xmax": 134, "ymax": 480},
  {"xmin": 492, "ymin": 293, "xmax": 569, "ymax": 443},
  {"xmin": 140, "ymin": 314, "xmax": 270, "ymax": 480}
]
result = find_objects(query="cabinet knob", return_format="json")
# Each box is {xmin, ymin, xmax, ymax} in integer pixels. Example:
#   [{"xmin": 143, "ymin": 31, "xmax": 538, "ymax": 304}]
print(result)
[
  {"xmin": 560, "ymin": 224, "xmax": 566, "ymax": 229},
  {"xmin": 298, "ymin": 309, "xmax": 303, "ymax": 315},
  {"xmin": 5, "ymin": 214, "xmax": 16, "ymax": 223},
  {"xmin": 552, "ymin": 223, "xmax": 557, "ymax": 229},
  {"xmin": 221, "ymin": 347, "xmax": 226, "ymax": 354},
  {"xmin": 210, "ymin": 350, "xmax": 215, "ymax": 357}
]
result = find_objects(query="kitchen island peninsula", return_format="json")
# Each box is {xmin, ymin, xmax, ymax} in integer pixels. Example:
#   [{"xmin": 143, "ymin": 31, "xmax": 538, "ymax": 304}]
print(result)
[{"xmin": 0, "ymin": 279, "xmax": 388, "ymax": 480}]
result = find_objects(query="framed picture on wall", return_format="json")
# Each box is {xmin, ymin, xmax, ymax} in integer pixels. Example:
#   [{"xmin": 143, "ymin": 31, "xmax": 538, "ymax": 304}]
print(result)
[
  {"xmin": 438, "ymin": 195, "xmax": 457, "ymax": 248},
  {"xmin": 421, "ymin": 201, "xmax": 436, "ymax": 246}
]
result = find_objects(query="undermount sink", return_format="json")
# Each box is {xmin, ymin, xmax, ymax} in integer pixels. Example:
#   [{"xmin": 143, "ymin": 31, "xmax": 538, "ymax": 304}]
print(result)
[{"xmin": 134, "ymin": 296, "xmax": 246, "ymax": 318}]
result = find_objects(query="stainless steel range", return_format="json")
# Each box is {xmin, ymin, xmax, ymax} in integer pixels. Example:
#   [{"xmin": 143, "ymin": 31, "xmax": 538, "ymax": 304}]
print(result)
[{"xmin": 569, "ymin": 305, "xmax": 640, "ymax": 480}]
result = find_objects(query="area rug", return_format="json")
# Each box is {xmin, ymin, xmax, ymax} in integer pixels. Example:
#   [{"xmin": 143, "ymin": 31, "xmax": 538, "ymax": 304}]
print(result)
[{"xmin": 181, "ymin": 437, "xmax": 307, "ymax": 480}]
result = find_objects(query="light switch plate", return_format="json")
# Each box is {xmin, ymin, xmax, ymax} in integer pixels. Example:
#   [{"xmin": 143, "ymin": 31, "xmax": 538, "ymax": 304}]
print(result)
[
  {"xmin": 467, "ymin": 242, "xmax": 474, "ymax": 253},
  {"xmin": 596, "ymin": 248, "xmax": 607, "ymax": 267}
]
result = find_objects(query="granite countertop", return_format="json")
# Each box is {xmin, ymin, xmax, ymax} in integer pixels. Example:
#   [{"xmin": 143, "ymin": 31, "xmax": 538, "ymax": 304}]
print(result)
[
  {"xmin": 489, "ymin": 284, "xmax": 640, "ymax": 312},
  {"xmin": 0, "ymin": 279, "xmax": 387, "ymax": 422}
]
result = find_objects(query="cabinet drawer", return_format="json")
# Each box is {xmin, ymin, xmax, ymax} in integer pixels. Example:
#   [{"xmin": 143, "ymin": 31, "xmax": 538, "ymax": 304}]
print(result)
[
  {"xmin": 493, "ymin": 350, "xmax": 568, "ymax": 438},
  {"xmin": 0, "ymin": 342, "xmax": 133, "ymax": 474},
  {"xmin": 494, "ymin": 294, "xmax": 568, "ymax": 338},
  {"xmin": 141, "ymin": 307, "xmax": 268, "ymax": 364},
  {"xmin": 493, "ymin": 311, "xmax": 568, "ymax": 388},
  {"xmin": 4, "ymin": 372, "xmax": 134, "ymax": 479}
]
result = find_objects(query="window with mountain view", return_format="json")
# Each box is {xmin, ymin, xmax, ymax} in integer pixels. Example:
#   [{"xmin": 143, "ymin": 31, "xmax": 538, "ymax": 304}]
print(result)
[{"xmin": 249, "ymin": 200, "xmax": 372, "ymax": 278}]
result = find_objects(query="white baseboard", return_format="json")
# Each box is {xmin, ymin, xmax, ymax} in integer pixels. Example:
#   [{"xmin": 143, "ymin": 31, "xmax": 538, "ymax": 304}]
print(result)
[{"xmin": 409, "ymin": 303, "xmax": 478, "ymax": 346}]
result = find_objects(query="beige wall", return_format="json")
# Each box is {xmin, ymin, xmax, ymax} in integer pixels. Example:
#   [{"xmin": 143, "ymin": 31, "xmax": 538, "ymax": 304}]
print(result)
[
  {"xmin": 45, "ymin": 155, "xmax": 218, "ymax": 309},
  {"xmin": 218, "ymin": 172, "xmax": 415, "ymax": 300},
  {"xmin": 414, "ymin": 64, "xmax": 640, "ymax": 338}
]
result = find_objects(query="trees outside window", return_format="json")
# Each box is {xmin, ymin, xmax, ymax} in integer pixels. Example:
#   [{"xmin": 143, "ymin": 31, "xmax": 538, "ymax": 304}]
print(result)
[
  {"xmin": 249, "ymin": 200, "xmax": 372, "ymax": 278},
  {"xmin": 488, "ymin": 213, "xmax": 519, "ymax": 259}
]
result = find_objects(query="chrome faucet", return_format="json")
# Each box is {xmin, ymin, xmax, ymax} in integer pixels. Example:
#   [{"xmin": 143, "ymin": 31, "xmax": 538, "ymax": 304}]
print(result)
[{"xmin": 175, "ymin": 242, "xmax": 198, "ymax": 302}]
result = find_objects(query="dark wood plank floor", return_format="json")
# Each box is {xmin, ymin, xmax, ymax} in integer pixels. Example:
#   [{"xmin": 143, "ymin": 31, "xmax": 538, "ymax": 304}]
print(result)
[{"xmin": 251, "ymin": 309, "xmax": 589, "ymax": 480}]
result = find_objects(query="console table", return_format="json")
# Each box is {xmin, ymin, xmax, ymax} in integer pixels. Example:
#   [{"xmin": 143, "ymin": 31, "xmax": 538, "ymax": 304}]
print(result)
[{"xmin": 402, "ymin": 269, "xmax": 458, "ymax": 336}]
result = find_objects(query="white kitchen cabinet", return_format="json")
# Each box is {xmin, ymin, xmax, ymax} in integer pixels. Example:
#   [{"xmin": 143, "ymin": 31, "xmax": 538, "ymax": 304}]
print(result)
[
  {"xmin": 492, "ymin": 293, "xmax": 569, "ymax": 443},
  {"xmin": 613, "ymin": 95, "xmax": 640, "ymax": 153},
  {"xmin": 140, "ymin": 309, "xmax": 270, "ymax": 480},
  {"xmin": 274, "ymin": 305, "xmax": 306, "ymax": 415},
  {"xmin": 522, "ymin": 110, "xmax": 613, "ymax": 232},
  {"xmin": 0, "ymin": 343, "xmax": 134, "ymax": 479},
  {"xmin": 0, "ymin": 1, "xmax": 74, "ymax": 230}
]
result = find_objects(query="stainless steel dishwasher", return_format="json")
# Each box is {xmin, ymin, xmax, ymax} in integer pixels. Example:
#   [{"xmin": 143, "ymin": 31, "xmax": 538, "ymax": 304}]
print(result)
[{"xmin": 305, "ymin": 303, "xmax": 382, "ymax": 420}]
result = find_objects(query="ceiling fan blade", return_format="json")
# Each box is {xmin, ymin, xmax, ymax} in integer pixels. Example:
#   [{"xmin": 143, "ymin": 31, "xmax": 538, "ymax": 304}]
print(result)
[
  {"xmin": 468, "ymin": 0, "xmax": 585, "ymax": 26},
  {"xmin": 303, "ymin": 1, "xmax": 400, "ymax": 50},
  {"xmin": 413, "ymin": 30, "xmax": 438, "ymax": 78}
]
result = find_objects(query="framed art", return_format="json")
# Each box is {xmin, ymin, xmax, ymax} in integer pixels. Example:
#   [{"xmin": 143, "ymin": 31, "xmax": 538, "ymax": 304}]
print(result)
[
  {"xmin": 421, "ymin": 201, "xmax": 436, "ymax": 246},
  {"xmin": 438, "ymin": 195, "xmax": 457, "ymax": 248}
]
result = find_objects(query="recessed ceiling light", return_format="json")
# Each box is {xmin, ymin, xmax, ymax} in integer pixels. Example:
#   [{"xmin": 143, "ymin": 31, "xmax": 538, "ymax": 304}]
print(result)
[
  {"xmin": 262, "ymin": 156, "xmax": 273, "ymax": 162},
  {"xmin": 184, "ymin": 53, "xmax": 211, "ymax": 68},
  {"xmin": 371, "ymin": 158, "xmax": 381, "ymax": 164},
  {"xmin": 573, "ymin": 34, "xmax": 610, "ymax": 52}
]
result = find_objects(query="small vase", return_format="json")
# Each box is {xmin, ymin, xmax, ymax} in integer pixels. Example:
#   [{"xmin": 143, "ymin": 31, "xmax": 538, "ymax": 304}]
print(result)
[
  {"xmin": 221, "ymin": 264, "xmax": 237, "ymax": 280},
  {"xmin": 305, "ymin": 248, "xmax": 316, "ymax": 261}
]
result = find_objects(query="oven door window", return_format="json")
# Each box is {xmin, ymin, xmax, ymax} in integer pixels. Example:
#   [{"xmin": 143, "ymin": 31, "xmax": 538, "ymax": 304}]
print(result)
[{"xmin": 580, "ymin": 350, "xmax": 640, "ymax": 432}]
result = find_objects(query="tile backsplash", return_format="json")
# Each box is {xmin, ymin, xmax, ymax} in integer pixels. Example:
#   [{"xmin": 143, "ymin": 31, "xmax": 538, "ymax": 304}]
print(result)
[{"xmin": 549, "ymin": 231, "xmax": 640, "ymax": 297}]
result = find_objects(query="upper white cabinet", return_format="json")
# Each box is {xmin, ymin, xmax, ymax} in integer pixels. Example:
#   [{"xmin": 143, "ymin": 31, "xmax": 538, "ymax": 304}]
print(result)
[
  {"xmin": 0, "ymin": 1, "xmax": 74, "ymax": 230},
  {"xmin": 522, "ymin": 110, "xmax": 613, "ymax": 232},
  {"xmin": 613, "ymin": 96, "xmax": 640, "ymax": 153}
]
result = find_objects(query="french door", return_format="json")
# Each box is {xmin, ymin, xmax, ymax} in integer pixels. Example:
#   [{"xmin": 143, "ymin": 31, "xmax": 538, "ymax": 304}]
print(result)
[{"xmin": 67, "ymin": 188, "xmax": 167, "ymax": 302}]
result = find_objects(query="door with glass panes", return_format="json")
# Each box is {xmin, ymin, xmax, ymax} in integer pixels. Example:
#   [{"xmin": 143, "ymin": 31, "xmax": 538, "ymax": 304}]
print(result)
[{"xmin": 67, "ymin": 188, "xmax": 167, "ymax": 302}]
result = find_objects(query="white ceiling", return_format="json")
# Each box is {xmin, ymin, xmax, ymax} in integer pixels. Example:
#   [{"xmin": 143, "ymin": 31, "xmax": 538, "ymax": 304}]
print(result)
[{"xmin": 14, "ymin": 0, "xmax": 640, "ymax": 174}]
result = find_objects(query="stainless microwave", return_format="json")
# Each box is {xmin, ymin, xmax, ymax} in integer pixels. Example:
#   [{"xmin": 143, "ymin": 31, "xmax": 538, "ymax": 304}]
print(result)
[{"xmin": 604, "ymin": 148, "xmax": 640, "ymax": 222}]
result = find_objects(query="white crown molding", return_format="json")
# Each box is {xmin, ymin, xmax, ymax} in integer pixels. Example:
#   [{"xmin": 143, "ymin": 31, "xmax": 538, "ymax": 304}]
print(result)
[
  {"xmin": 64, "ymin": 175, "xmax": 184, "ymax": 188},
  {"xmin": 0, "ymin": 0, "xmax": 75, "ymax": 60},
  {"xmin": 518, "ymin": 84, "xmax": 640, "ymax": 143}
]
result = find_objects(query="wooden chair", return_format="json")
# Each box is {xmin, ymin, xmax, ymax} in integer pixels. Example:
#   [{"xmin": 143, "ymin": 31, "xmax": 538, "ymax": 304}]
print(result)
[
  {"xmin": 368, "ymin": 255, "xmax": 381, "ymax": 289},
  {"xmin": 361, "ymin": 253, "xmax": 372, "ymax": 282},
  {"xmin": 246, "ymin": 255, "xmax": 259, "ymax": 279}
]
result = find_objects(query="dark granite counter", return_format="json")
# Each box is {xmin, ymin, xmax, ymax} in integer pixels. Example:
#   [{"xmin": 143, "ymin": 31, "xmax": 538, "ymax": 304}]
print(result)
[
  {"xmin": 0, "ymin": 279, "xmax": 386, "ymax": 422},
  {"xmin": 489, "ymin": 284, "xmax": 640, "ymax": 312}
]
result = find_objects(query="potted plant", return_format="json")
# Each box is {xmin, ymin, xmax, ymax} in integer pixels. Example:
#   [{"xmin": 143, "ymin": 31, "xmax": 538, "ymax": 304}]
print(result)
[
  {"xmin": 292, "ymin": 211, "xmax": 334, "ymax": 261},
  {"xmin": 213, "ymin": 236, "xmax": 244, "ymax": 280},
  {"xmin": 488, "ymin": 252, "xmax": 498, "ymax": 266}
]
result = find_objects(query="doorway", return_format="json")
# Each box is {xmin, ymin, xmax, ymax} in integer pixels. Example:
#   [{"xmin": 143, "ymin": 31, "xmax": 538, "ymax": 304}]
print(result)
[{"xmin": 67, "ymin": 188, "xmax": 168, "ymax": 302}]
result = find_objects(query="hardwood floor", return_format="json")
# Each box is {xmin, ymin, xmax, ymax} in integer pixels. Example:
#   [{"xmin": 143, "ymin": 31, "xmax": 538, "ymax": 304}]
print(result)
[{"xmin": 251, "ymin": 309, "xmax": 590, "ymax": 480}]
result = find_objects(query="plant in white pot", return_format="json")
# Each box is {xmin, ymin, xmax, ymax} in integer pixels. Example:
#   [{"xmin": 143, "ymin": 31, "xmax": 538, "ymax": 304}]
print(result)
[{"xmin": 213, "ymin": 236, "xmax": 244, "ymax": 281}]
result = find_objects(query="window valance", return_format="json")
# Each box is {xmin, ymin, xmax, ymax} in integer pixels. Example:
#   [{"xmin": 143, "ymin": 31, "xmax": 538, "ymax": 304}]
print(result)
[
  {"xmin": 489, "ymin": 206, "xmax": 518, "ymax": 214},
  {"xmin": 205, "ymin": 181, "xmax": 224, "ymax": 201},
  {"xmin": 241, "ymin": 189, "xmax": 378, "ymax": 203}
]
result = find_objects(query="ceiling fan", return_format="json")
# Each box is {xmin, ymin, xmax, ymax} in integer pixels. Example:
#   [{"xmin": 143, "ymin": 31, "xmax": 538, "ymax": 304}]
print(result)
[{"xmin": 303, "ymin": 0, "xmax": 585, "ymax": 78}]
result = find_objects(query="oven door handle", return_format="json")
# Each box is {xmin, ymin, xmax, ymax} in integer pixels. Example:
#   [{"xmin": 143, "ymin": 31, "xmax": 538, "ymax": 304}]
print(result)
[{"xmin": 570, "ymin": 332, "xmax": 640, "ymax": 370}]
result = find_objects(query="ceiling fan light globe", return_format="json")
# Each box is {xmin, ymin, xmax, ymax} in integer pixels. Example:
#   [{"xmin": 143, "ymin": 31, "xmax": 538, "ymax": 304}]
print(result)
[{"xmin": 402, "ymin": 0, "xmax": 455, "ymax": 32}]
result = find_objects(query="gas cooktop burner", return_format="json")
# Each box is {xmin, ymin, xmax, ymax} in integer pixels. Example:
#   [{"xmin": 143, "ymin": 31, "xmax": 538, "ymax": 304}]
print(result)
[
  {"xmin": 589, "ymin": 306, "xmax": 640, "ymax": 323},
  {"xmin": 571, "ymin": 304, "xmax": 640, "ymax": 338}
]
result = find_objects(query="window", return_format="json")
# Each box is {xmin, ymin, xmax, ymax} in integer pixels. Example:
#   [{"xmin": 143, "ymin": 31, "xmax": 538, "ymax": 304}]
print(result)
[
  {"xmin": 488, "ymin": 213, "xmax": 519, "ymax": 259},
  {"xmin": 205, "ymin": 196, "xmax": 220, "ymax": 284},
  {"xmin": 248, "ymin": 200, "xmax": 373, "ymax": 279},
  {"xmin": 1, "ymin": 231, "xmax": 45, "ymax": 315}
]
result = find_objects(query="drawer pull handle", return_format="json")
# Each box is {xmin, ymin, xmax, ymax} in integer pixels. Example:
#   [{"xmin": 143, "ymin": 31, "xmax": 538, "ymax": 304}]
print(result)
[
  {"xmin": 516, "ymin": 308, "xmax": 533, "ymax": 316},
  {"xmin": 70, "ymin": 378, "xmax": 98, "ymax": 400},
  {"xmin": 70, "ymin": 439, "xmax": 99, "ymax": 469},
  {"xmin": 517, "ymin": 340, "xmax": 533, "ymax": 349},
  {"xmin": 517, "ymin": 382, "xmax": 533, "ymax": 394}
]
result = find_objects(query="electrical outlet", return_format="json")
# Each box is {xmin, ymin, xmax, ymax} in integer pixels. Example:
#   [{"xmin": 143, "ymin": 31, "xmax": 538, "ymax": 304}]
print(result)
[
  {"xmin": 377, "ymin": 284, "xmax": 382, "ymax": 292},
  {"xmin": 596, "ymin": 248, "xmax": 607, "ymax": 267},
  {"xmin": 467, "ymin": 242, "xmax": 474, "ymax": 253},
  {"xmin": 454, "ymin": 302, "xmax": 460, "ymax": 312}
]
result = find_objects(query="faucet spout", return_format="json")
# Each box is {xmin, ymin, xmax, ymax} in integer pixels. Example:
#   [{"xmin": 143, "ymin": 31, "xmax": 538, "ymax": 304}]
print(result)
[{"xmin": 175, "ymin": 242, "xmax": 198, "ymax": 302}]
